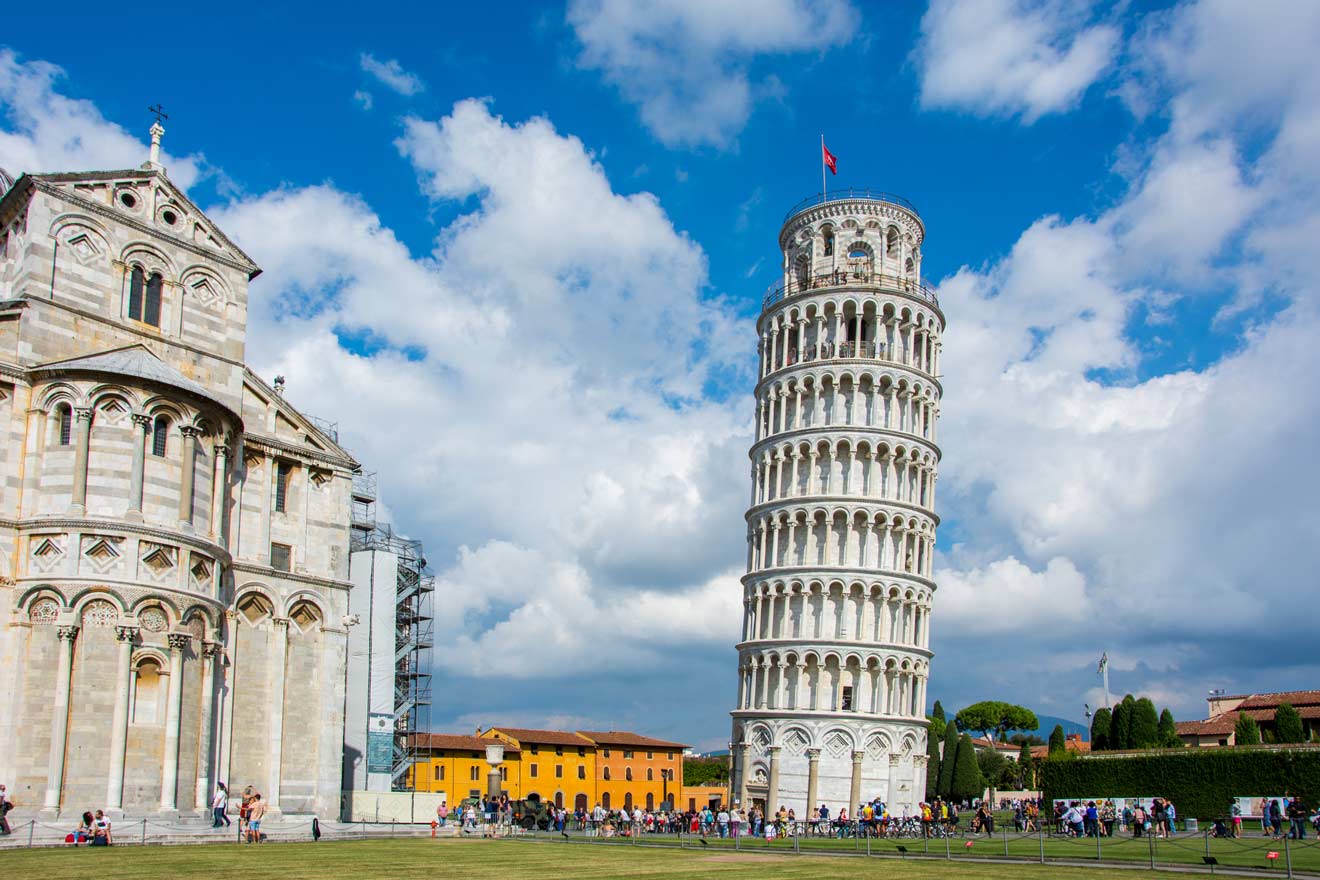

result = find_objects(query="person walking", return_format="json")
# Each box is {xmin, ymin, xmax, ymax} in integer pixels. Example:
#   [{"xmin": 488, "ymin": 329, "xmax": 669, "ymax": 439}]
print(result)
[
  {"xmin": 212, "ymin": 782, "xmax": 231, "ymax": 828},
  {"xmin": 0, "ymin": 784, "xmax": 12, "ymax": 836},
  {"xmin": 1288, "ymin": 796, "xmax": 1309, "ymax": 840}
]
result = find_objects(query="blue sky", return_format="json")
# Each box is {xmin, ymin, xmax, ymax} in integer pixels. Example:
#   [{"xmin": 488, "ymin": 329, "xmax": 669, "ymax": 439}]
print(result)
[{"xmin": 4, "ymin": 0, "xmax": 1319, "ymax": 749}]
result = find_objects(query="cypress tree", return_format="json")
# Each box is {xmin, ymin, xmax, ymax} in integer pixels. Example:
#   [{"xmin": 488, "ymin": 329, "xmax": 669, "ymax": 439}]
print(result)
[
  {"xmin": 1017, "ymin": 740, "xmax": 1034, "ymax": 788},
  {"xmin": 1275, "ymin": 703, "xmax": 1304, "ymax": 744},
  {"xmin": 1158, "ymin": 708, "xmax": 1180, "ymax": 747},
  {"xmin": 1131, "ymin": 698, "xmax": 1160, "ymax": 748},
  {"xmin": 936, "ymin": 717, "xmax": 960, "ymax": 797},
  {"xmin": 1090, "ymin": 707, "xmax": 1112, "ymax": 751},
  {"xmin": 951, "ymin": 734, "xmax": 985, "ymax": 802},
  {"xmin": 1048, "ymin": 724, "xmax": 1066, "ymax": 755},
  {"xmin": 1234, "ymin": 712, "xmax": 1261, "ymax": 746},
  {"xmin": 925, "ymin": 728, "xmax": 942, "ymax": 798},
  {"xmin": 932, "ymin": 700, "xmax": 946, "ymax": 723}
]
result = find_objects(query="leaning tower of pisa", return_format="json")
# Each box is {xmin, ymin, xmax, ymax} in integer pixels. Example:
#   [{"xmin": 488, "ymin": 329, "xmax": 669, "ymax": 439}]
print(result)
[{"xmin": 730, "ymin": 190, "xmax": 942, "ymax": 820}]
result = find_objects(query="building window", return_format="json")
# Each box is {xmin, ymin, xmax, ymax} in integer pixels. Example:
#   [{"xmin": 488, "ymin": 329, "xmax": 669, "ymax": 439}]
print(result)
[
  {"xmin": 555, "ymin": 764, "xmax": 563, "ymax": 779},
  {"xmin": 470, "ymin": 766, "xmax": 479, "ymax": 781},
  {"xmin": 646, "ymin": 751, "xmax": 654, "ymax": 760},
  {"xmin": 842, "ymin": 685, "xmax": 854, "ymax": 711},
  {"xmin": 555, "ymin": 746, "xmax": 563, "ymax": 756},
  {"xmin": 603, "ymin": 767, "xmax": 610, "ymax": 781},
  {"xmin": 667, "ymin": 751, "xmax": 674, "ymax": 760},
  {"xmin": 128, "ymin": 265, "xmax": 145, "ymax": 321},
  {"xmin": 625, "ymin": 768, "xmax": 633, "ymax": 781},
  {"xmin": 602, "ymin": 749, "xmax": 610, "ymax": 758},
  {"xmin": 152, "ymin": 415, "xmax": 170, "ymax": 457},
  {"xmin": 647, "ymin": 768, "xmax": 653, "ymax": 781},
  {"xmin": 270, "ymin": 542, "xmax": 292, "ymax": 572},
  {"xmin": 530, "ymin": 745, "xmax": 538, "ymax": 755},
  {"xmin": 623, "ymin": 750, "xmax": 634, "ymax": 759},
  {"xmin": 823, "ymin": 230, "xmax": 834, "ymax": 257},
  {"xmin": 578, "ymin": 747, "xmax": 585, "ymax": 756},
  {"xmin": 56, "ymin": 404, "xmax": 72, "ymax": 446},
  {"xmin": 274, "ymin": 461, "xmax": 292, "ymax": 513},
  {"xmin": 530, "ymin": 764, "xmax": 538, "ymax": 778},
  {"xmin": 500, "ymin": 766, "xmax": 507, "ymax": 780},
  {"xmin": 434, "ymin": 766, "xmax": 443, "ymax": 781},
  {"xmin": 144, "ymin": 272, "xmax": 163, "ymax": 326},
  {"xmin": 577, "ymin": 766, "xmax": 585, "ymax": 780}
]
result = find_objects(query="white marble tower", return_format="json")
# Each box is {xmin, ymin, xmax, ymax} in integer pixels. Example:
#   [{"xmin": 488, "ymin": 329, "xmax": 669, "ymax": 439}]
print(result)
[{"xmin": 730, "ymin": 190, "xmax": 943, "ymax": 820}]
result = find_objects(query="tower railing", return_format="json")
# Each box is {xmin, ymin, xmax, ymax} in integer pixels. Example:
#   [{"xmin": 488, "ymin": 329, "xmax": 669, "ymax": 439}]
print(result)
[
  {"xmin": 783, "ymin": 189, "xmax": 920, "ymax": 224},
  {"xmin": 763, "ymin": 270, "xmax": 939, "ymax": 311}
]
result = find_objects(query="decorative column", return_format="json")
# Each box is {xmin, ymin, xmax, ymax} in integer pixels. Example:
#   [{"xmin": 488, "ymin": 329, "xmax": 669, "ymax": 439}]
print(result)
[
  {"xmin": 211, "ymin": 438, "xmax": 230, "ymax": 542},
  {"xmin": 887, "ymin": 754, "xmax": 900, "ymax": 808},
  {"xmin": 126, "ymin": 413, "xmax": 151, "ymax": 521},
  {"xmin": 194, "ymin": 640, "xmax": 221, "ymax": 811},
  {"xmin": 804, "ymin": 748, "xmax": 821, "ymax": 815},
  {"xmin": 160, "ymin": 632, "xmax": 189, "ymax": 811},
  {"xmin": 268, "ymin": 617, "xmax": 290, "ymax": 809},
  {"xmin": 178, "ymin": 425, "xmax": 201, "ymax": 527},
  {"xmin": 737, "ymin": 744, "xmax": 751, "ymax": 808},
  {"xmin": 18, "ymin": 407, "xmax": 46, "ymax": 518},
  {"xmin": 848, "ymin": 750, "xmax": 864, "ymax": 819},
  {"xmin": 43, "ymin": 622, "xmax": 79, "ymax": 811},
  {"xmin": 68, "ymin": 406, "xmax": 93, "ymax": 513},
  {"xmin": 106, "ymin": 623, "xmax": 139, "ymax": 810},
  {"xmin": 765, "ymin": 746, "xmax": 782, "ymax": 811}
]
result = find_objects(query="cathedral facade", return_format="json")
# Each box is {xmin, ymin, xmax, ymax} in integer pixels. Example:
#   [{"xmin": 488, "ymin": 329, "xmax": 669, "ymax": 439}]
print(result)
[{"xmin": 0, "ymin": 132, "xmax": 355, "ymax": 818}]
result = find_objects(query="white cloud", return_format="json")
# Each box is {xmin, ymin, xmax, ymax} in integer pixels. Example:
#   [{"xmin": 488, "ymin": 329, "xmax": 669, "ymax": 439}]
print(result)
[
  {"xmin": 0, "ymin": 49, "xmax": 202, "ymax": 187},
  {"xmin": 211, "ymin": 98, "xmax": 755, "ymax": 673},
  {"xmin": 359, "ymin": 52, "xmax": 425, "ymax": 96},
  {"xmin": 353, "ymin": 90, "xmax": 374, "ymax": 111},
  {"xmin": 914, "ymin": 0, "xmax": 1119, "ymax": 122},
  {"xmin": 567, "ymin": 0, "xmax": 857, "ymax": 148}
]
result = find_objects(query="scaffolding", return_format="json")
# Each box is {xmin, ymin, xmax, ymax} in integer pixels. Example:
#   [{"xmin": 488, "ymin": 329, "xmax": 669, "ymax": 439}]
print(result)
[{"xmin": 350, "ymin": 516, "xmax": 433, "ymax": 790}]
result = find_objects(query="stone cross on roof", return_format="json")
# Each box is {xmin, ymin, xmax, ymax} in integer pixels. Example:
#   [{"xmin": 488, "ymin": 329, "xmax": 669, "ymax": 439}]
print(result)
[{"xmin": 145, "ymin": 105, "xmax": 168, "ymax": 171}]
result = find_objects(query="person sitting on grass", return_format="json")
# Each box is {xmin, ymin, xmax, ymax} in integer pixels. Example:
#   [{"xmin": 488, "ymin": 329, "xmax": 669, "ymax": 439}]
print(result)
[{"xmin": 70, "ymin": 811, "xmax": 93, "ymax": 845}]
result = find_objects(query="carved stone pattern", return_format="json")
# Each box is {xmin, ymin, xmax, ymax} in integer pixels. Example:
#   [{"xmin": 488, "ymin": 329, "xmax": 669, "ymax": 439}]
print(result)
[
  {"xmin": 825, "ymin": 731, "xmax": 851, "ymax": 759},
  {"xmin": 185, "ymin": 616, "xmax": 205, "ymax": 640},
  {"xmin": 115, "ymin": 625, "xmax": 140, "ymax": 643},
  {"xmin": 81, "ymin": 599, "xmax": 118, "ymax": 626},
  {"xmin": 139, "ymin": 607, "xmax": 168, "ymax": 632},
  {"xmin": 167, "ymin": 632, "xmax": 191, "ymax": 650},
  {"xmin": 29, "ymin": 598, "xmax": 60, "ymax": 624},
  {"xmin": 57, "ymin": 624, "xmax": 80, "ymax": 641}
]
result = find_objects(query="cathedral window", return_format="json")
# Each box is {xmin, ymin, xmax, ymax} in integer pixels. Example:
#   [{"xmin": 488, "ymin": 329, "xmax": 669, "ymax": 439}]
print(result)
[
  {"xmin": 842, "ymin": 685, "xmax": 854, "ymax": 710},
  {"xmin": 152, "ymin": 416, "xmax": 170, "ymax": 456},
  {"xmin": 270, "ymin": 542, "xmax": 292, "ymax": 572},
  {"xmin": 822, "ymin": 230, "xmax": 834, "ymax": 257},
  {"xmin": 128, "ymin": 265, "xmax": 145, "ymax": 321},
  {"xmin": 144, "ymin": 272, "xmax": 163, "ymax": 326},
  {"xmin": 275, "ymin": 461, "xmax": 293, "ymax": 512},
  {"xmin": 56, "ymin": 403, "xmax": 72, "ymax": 446}
]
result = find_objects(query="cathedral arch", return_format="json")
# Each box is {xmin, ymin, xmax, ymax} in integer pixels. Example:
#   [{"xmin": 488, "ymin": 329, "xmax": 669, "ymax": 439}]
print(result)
[{"xmin": 70, "ymin": 587, "xmax": 126, "ymax": 616}]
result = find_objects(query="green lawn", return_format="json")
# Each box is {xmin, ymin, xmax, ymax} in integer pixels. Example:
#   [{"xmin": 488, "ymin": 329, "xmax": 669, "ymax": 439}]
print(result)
[{"xmin": 0, "ymin": 836, "xmax": 1199, "ymax": 880}]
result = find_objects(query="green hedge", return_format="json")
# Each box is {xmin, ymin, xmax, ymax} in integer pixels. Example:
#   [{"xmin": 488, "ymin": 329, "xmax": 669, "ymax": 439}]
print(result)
[{"xmin": 1041, "ymin": 747, "xmax": 1320, "ymax": 819}]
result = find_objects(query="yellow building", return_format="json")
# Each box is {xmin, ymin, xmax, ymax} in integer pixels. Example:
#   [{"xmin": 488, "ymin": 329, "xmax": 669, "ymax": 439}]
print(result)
[
  {"xmin": 408, "ymin": 727, "xmax": 688, "ymax": 812},
  {"xmin": 581, "ymin": 730, "xmax": 686, "ymax": 813}
]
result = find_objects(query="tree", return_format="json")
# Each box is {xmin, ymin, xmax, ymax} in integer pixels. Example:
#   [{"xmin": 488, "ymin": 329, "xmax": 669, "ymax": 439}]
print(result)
[
  {"xmin": 1158, "ymin": 708, "xmax": 1181, "ymax": 748},
  {"xmin": 928, "ymin": 712, "xmax": 946, "ymax": 742},
  {"xmin": 976, "ymin": 745, "xmax": 1008, "ymax": 788},
  {"xmin": 1131, "ymin": 698, "xmax": 1161, "ymax": 748},
  {"xmin": 936, "ymin": 718, "xmax": 960, "ymax": 797},
  {"xmin": 954, "ymin": 701, "xmax": 1040, "ymax": 742},
  {"xmin": 951, "ymin": 734, "xmax": 985, "ymax": 802},
  {"xmin": 1110, "ymin": 696, "xmax": 1135, "ymax": 750},
  {"xmin": 1275, "ymin": 703, "xmax": 1304, "ymax": 744},
  {"xmin": 1090, "ymin": 707, "xmax": 1112, "ymax": 751},
  {"xmin": 1009, "ymin": 733, "xmax": 1045, "ymax": 746},
  {"xmin": 1234, "ymin": 712, "xmax": 1261, "ymax": 746},
  {"xmin": 932, "ymin": 700, "xmax": 946, "ymax": 723},
  {"xmin": 1048, "ymin": 724, "xmax": 1066, "ymax": 755},
  {"xmin": 925, "ymin": 728, "xmax": 942, "ymax": 799},
  {"xmin": 1017, "ymin": 740, "xmax": 1036, "ymax": 788}
]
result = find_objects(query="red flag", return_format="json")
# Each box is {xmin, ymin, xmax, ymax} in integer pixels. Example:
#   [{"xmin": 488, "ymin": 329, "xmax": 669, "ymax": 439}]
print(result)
[{"xmin": 822, "ymin": 142, "xmax": 838, "ymax": 175}]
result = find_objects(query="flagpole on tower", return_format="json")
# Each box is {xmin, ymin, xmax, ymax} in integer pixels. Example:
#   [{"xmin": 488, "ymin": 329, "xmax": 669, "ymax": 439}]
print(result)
[{"xmin": 821, "ymin": 133, "xmax": 827, "ymax": 204}]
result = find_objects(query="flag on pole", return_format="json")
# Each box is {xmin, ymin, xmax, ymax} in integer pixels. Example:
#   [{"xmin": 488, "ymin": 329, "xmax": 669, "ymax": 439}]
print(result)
[
  {"xmin": 822, "ymin": 141, "xmax": 838, "ymax": 175},
  {"xmin": 1097, "ymin": 652, "xmax": 1108, "ymax": 674}
]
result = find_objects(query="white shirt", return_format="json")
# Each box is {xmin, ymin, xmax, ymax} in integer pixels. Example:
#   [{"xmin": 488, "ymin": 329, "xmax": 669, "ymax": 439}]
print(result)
[{"xmin": 212, "ymin": 789, "xmax": 227, "ymax": 809}]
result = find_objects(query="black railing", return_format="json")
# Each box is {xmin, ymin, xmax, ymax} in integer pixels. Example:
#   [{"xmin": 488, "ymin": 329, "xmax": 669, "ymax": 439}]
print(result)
[
  {"xmin": 784, "ymin": 189, "xmax": 920, "ymax": 224},
  {"xmin": 763, "ymin": 271, "xmax": 939, "ymax": 311}
]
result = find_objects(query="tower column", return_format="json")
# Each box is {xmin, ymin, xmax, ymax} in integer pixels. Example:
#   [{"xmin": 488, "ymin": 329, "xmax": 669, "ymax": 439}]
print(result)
[
  {"xmin": 106, "ymin": 623, "xmax": 139, "ymax": 810},
  {"xmin": 766, "ymin": 746, "xmax": 782, "ymax": 812},
  {"xmin": 160, "ymin": 632, "xmax": 189, "ymax": 811},
  {"xmin": 43, "ymin": 623, "xmax": 79, "ymax": 811},
  {"xmin": 194, "ymin": 641, "xmax": 221, "ymax": 812},
  {"xmin": 848, "ymin": 750, "xmax": 864, "ymax": 819},
  {"xmin": 69, "ymin": 407, "xmax": 92, "ymax": 513},
  {"xmin": 127, "ymin": 413, "xmax": 151, "ymax": 521},
  {"xmin": 804, "ymin": 748, "xmax": 821, "ymax": 815}
]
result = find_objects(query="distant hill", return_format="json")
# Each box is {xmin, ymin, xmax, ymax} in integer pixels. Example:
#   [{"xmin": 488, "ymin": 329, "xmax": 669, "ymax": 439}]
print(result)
[{"xmin": 1005, "ymin": 714, "xmax": 1088, "ymax": 741}]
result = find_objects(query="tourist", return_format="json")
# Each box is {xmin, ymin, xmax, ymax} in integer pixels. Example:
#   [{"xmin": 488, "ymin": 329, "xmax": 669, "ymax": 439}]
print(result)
[
  {"xmin": 0, "ymin": 784, "xmax": 12, "ymax": 836},
  {"xmin": 1165, "ymin": 800, "xmax": 1177, "ymax": 836},
  {"xmin": 1288, "ymin": 796, "xmax": 1309, "ymax": 840},
  {"xmin": 1270, "ymin": 799, "xmax": 1285, "ymax": 838},
  {"xmin": 1230, "ymin": 801, "xmax": 1242, "ymax": 837},
  {"xmin": 1063, "ymin": 802, "xmax": 1084, "ymax": 837},
  {"xmin": 437, "ymin": 800, "xmax": 448, "ymax": 827},
  {"xmin": 70, "ymin": 811, "xmax": 93, "ymax": 845},
  {"xmin": 90, "ymin": 809, "xmax": 112, "ymax": 846},
  {"xmin": 212, "ymin": 782, "xmax": 231, "ymax": 828},
  {"xmin": 717, "ymin": 805, "xmax": 729, "ymax": 838},
  {"xmin": 247, "ymin": 793, "xmax": 266, "ymax": 843}
]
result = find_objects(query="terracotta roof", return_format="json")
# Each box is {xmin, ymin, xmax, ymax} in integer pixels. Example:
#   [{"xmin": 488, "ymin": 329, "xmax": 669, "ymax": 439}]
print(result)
[
  {"xmin": 1031, "ymin": 737, "xmax": 1091, "ymax": 759},
  {"xmin": 969, "ymin": 736, "xmax": 1023, "ymax": 753},
  {"xmin": 1179, "ymin": 703, "xmax": 1320, "ymax": 738},
  {"xmin": 578, "ymin": 730, "xmax": 689, "ymax": 749},
  {"xmin": 412, "ymin": 733, "xmax": 519, "ymax": 752},
  {"xmin": 1233, "ymin": 691, "xmax": 1320, "ymax": 710},
  {"xmin": 485, "ymin": 727, "xmax": 595, "ymax": 747}
]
